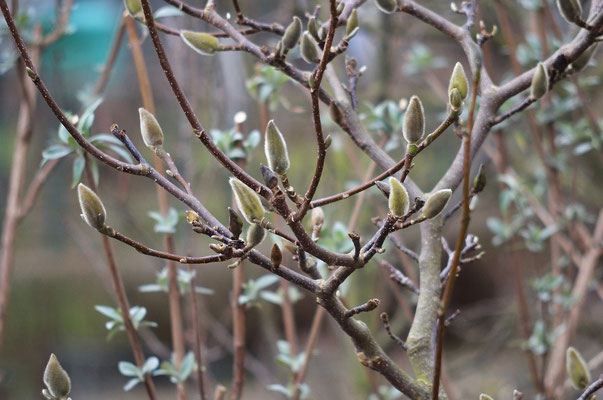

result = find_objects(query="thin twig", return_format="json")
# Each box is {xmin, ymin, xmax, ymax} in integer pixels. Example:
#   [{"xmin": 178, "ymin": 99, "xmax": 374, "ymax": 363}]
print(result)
[{"xmin": 380, "ymin": 312, "xmax": 407, "ymax": 350}]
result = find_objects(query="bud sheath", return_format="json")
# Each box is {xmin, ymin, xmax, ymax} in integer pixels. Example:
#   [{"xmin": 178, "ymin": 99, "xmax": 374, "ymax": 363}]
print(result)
[
  {"xmin": 422, "ymin": 189, "xmax": 452, "ymax": 219},
  {"xmin": 229, "ymin": 178, "xmax": 265, "ymax": 223},
  {"xmin": 139, "ymin": 108, "xmax": 164, "ymax": 148},
  {"xmin": 388, "ymin": 177, "xmax": 409, "ymax": 217},
  {"xmin": 402, "ymin": 95, "xmax": 425, "ymax": 144},
  {"xmin": 181, "ymin": 30, "xmax": 220, "ymax": 56},
  {"xmin": 264, "ymin": 120, "xmax": 290, "ymax": 175},
  {"xmin": 77, "ymin": 183, "xmax": 107, "ymax": 231}
]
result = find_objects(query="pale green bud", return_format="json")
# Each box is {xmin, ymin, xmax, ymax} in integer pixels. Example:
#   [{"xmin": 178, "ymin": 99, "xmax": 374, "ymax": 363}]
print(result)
[
  {"xmin": 245, "ymin": 223, "xmax": 265, "ymax": 248},
  {"xmin": 138, "ymin": 108, "xmax": 164, "ymax": 148},
  {"xmin": 124, "ymin": 0, "xmax": 142, "ymax": 16},
  {"xmin": 375, "ymin": 0, "xmax": 397, "ymax": 14},
  {"xmin": 346, "ymin": 9, "xmax": 359, "ymax": 36},
  {"xmin": 43, "ymin": 354, "xmax": 71, "ymax": 399},
  {"xmin": 264, "ymin": 120, "xmax": 290, "ymax": 175},
  {"xmin": 449, "ymin": 88, "xmax": 463, "ymax": 112},
  {"xmin": 402, "ymin": 95, "xmax": 425, "ymax": 144},
  {"xmin": 181, "ymin": 30, "xmax": 220, "ymax": 56},
  {"xmin": 282, "ymin": 16, "xmax": 302, "ymax": 50},
  {"xmin": 229, "ymin": 178, "xmax": 265, "ymax": 223},
  {"xmin": 479, "ymin": 395, "xmax": 494, "ymax": 400},
  {"xmin": 571, "ymin": 44, "xmax": 597, "ymax": 72},
  {"xmin": 422, "ymin": 189, "xmax": 452, "ymax": 219},
  {"xmin": 567, "ymin": 346, "xmax": 591, "ymax": 390},
  {"xmin": 556, "ymin": 0, "xmax": 582, "ymax": 24},
  {"xmin": 530, "ymin": 63, "xmax": 549, "ymax": 99},
  {"xmin": 77, "ymin": 183, "xmax": 107, "ymax": 231},
  {"xmin": 449, "ymin": 62, "xmax": 469, "ymax": 100},
  {"xmin": 301, "ymin": 32, "xmax": 321, "ymax": 64},
  {"xmin": 388, "ymin": 177, "xmax": 409, "ymax": 217}
]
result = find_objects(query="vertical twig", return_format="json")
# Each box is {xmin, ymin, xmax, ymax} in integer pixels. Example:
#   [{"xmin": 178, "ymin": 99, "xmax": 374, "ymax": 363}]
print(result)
[{"xmin": 188, "ymin": 264, "xmax": 208, "ymax": 400}]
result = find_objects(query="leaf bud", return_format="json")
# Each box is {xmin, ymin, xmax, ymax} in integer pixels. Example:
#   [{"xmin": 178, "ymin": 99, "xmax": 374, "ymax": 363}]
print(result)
[
  {"xmin": 260, "ymin": 164, "xmax": 279, "ymax": 189},
  {"xmin": 245, "ymin": 223, "xmax": 265, "ymax": 248},
  {"xmin": 530, "ymin": 62, "xmax": 549, "ymax": 99},
  {"xmin": 185, "ymin": 210, "xmax": 200, "ymax": 224},
  {"xmin": 301, "ymin": 32, "xmax": 321, "ymax": 64},
  {"xmin": 449, "ymin": 87, "xmax": 463, "ymax": 112},
  {"xmin": 421, "ymin": 189, "xmax": 452, "ymax": 219},
  {"xmin": 43, "ymin": 354, "xmax": 71, "ymax": 399},
  {"xmin": 180, "ymin": 30, "xmax": 220, "ymax": 56},
  {"xmin": 449, "ymin": 62, "xmax": 469, "ymax": 100},
  {"xmin": 311, "ymin": 207, "xmax": 325, "ymax": 227},
  {"xmin": 228, "ymin": 207, "xmax": 244, "ymax": 239},
  {"xmin": 270, "ymin": 243, "xmax": 283, "ymax": 267},
  {"xmin": 556, "ymin": 0, "xmax": 582, "ymax": 24},
  {"xmin": 282, "ymin": 16, "xmax": 302, "ymax": 50},
  {"xmin": 138, "ymin": 108, "xmax": 164, "ymax": 148},
  {"xmin": 388, "ymin": 177, "xmax": 409, "ymax": 217},
  {"xmin": 566, "ymin": 346, "xmax": 591, "ymax": 390},
  {"xmin": 124, "ymin": 0, "xmax": 142, "ymax": 16},
  {"xmin": 402, "ymin": 95, "xmax": 425, "ymax": 144},
  {"xmin": 336, "ymin": 1, "xmax": 345, "ymax": 15},
  {"xmin": 375, "ymin": 0, "xmax": 397, "ymax": 14},
  {"xmin": 472, "ymin": 164, "xmax": 487, "ymax": 194},
  {"xmin": 571, "ymin": 44, "xmax": 597, "ymax": 72},
  {"xmin": 324, "ymin": 135, "xmax": 332, "ymax": 149},
  {"xmin": 229, "ymin": 178, "xmax": 265, "ymax": 223},
  {"xmin": 77, "ymin": 183, "xmax": 107, "ymax": 231},
  {"xmin": 346, "ymin": 9, "xmax": 359, "ymax": 36},
  {"xmin": 264, "ymin": 120, "xmax": 290, "ymax": 175}
]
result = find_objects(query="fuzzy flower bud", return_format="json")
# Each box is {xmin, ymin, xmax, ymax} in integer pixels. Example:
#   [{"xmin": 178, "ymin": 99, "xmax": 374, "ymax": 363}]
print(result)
[
  {"xmin": 301, "ymin": 32, "xmax": 321, "ymax": 64},
  {"xmin": 375, "ymin": 0, "xmax": 397, "ymax": 14},
  {"xmin": 229, "ymin": 178, "xmax": 265, "ymax": 223},
  {"xmin": 308, "ymin": 17, "xmax": 320, "ymax": 41},
  {"xmin": 449, "ymin": 62, "xmax": 469, "ymax": 100},
  {"xmin": 43, "ymin": 354, "xmax": 71, "ymax": 399},
  {"xmin": 556, "ymin": 0, "xmax": 582, "ymax": 24},
  {"xmin": 245, "ymin": 224, "xmax": 265, "ymax": 248},
  {"xmin": 77, "ymin": 183, "xmax": 107, "ymax": 231},
  {"xmin": 270, "ymin": 243, "xmax": 283, "ymax": 266},
  {"xmin": 422, "ymin": 189, "xmax": 452, "ymax": 219},
  {"xmin": 181, "ymin": 30, "xmax": 220, "ymax": 56},
  {"xmin": 530, "ymin": 63, "xmax": 549, "ymax": 99},
  {"xmin": 138, "ymin": 108, "xmax": 164, "ymax": 148},
  {"xmin": 449, "ymin": 88, "xmax": 463, "ymax": 112},
  {"xmin": 311, "ymin": 207, "xmax": 325, "ymax": 227},
  {"xmin": 264, "ymin": 120, "xmax": 290, "ymax": 175},
  {"xmin": 228, "ymin": 207, "xmax": 244, "ymax": 239},
  {"xmin": 402, "ymin": 95, "xmax": 425, "ymax": 144},
  {"xmin": 571, "ymin": 44, "xmax": 597, "ymax": 72},
  {"xmin": 346, "ymin": 9, "xmax": 359, "ymax": 36},
  {"xmin": 567, "ymin": 347, "xmax": 591, "ymax": 390},
  {"xmin": 124, "ymin": 0, "xmax": 142, "ymax": 16},
  {"xmin": 388, "ymin": 177, "xmax": 409, "ymax": 217},
  {"xmin": 282, "ymin": 16, "xmax": 302, "ymax": 50},
  {"xmin": 472, "ymin": 164, "xmax": 487, "ymax": 194}
]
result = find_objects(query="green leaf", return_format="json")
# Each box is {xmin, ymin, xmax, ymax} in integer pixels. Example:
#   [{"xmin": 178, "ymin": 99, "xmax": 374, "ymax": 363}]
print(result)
[
  {"xmin": 89, "ymin": 133, "xmax": 124, "ymax": 146},
  {"xmin": 142, "ymin": 357, "xmax": 159, "ymax": 374},
  {"xmin": 72, "ymin": 154, "xmax": 85, "ymax": 188},
  {"xmin": 123, "ymin": 377, "xmax": 141, "ymax": 391},
  {"xmin": 42, "ymin": 145, "xmax": 72, "ymax": 161},
  {"xmin": 95, "ymin": 305, "xmax": 122, "ymax": 321},
  {"xmin": 154, "ymin": 6, "xmax": 185, "ymax": 18},
  {"xmin": 77, "ymin": 97, "xmax": 103, "ymax": 136},
  {"xmin": 118, "ymin": 361, "xmax": 141, "ymax": 378},
  {"xmin": 107, "ymin": 144, "xmax": 134, "ymax": 163}
]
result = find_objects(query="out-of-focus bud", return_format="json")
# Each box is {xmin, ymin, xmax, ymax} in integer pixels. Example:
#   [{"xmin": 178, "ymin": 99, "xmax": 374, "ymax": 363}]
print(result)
[
  {"xmin": 308, "ymin": 17, "xmax": 320, "ymax": 41},
  {"xmin": 282, "ymin": 240, "xmax": 298, "ymax": 255},
  {"xmin": 375, "ymin": 180, "xmax": 390, "ymax": 198},
  {"xmin": 421, "ymin": 189, "xmax": 452, "ymax": 219},
  {"xmin": 375, "ymin": 0, "xmax": 397, "ymax": 14},
  {"xmin": 571, "ymin": 44, "xmax": 597, "ymax": 72},
  {"xmin": 449, "ymin": 88, "xmax": 463, "ymax": 112},
  {"xmin": 138, "ymin": 108, "xmax": 164, "ymax": 148},
  {"xmin": 77, "ymin": 183, "xmax": 107, "ymax": 231},
  {"xmin": 566, "ymin": 346, "xmax": 591, "ymax": 390},
  {"xmin": 530, "ymin": 62, "xmax": 549, "ymax": 99},
  {"xmin": 270, "ymin": 243, "xmax": 283, "ymax": 267},
  {"xmin": 311, "ymin": 207, "xmax": 325, "ymax": 227},
  {"xmin": 324, "ymin": 135, "xmax": 332, "ymax": 149},
  {"xmin": 301, "ymin": 32, "xmax": 321, "ymax": 64},
  {"xmin": 245, "ymin": 224, "xmax": 265, "ymax": 248},
  {"xmin": 472, "ymin": 164, "xmax": 487, "ymax": 194},
  {"xmin": 346, "ymin": 9, "xmax": 359, "ymax": 36},
  {"xmin": 402, "ymin": 95, "xmax": 425, "ymax": 144},
  {"xmin": 264, "ymin": 120, "xmax": 290, "ymax": 175},
  {"xmin": 329, "ymin": 101, "xmax": 344, "ymax": 125},
  {"xmin": 556, "ymin": 0, "xmax": 582, "ymax": 24},
  {"xmin": 479, "ymin": 395, "xmax": 494, "ymax": 400},
  {"xmin": 260, "ymin": 164, "xmax": 279, "ymax": 189},
  {"xmin": 180, "ymin": 30, "xmax": 220, "ymax": 56},
  {"xmin": 229, "ymin": 178, "xmax": 265, "ymax": 223},
  {"xmin": 228, "ymin": 207, "xmax": 244, "ymax": 239},
  {"xmin": 282, "ymin": 16, "xmax": 302, "ymax": 50},
  {"xmin": 185, "ymin": 210, "xmax": 200, "ymax": 224},
  {"xmin": 43, "ymin": 354, "xmax": 71, "ymax": 399},
  {"xmin": 124, "ymin": 0, "xmax": 142, "ymax": 16},
  {"xmin": 449, "ymin": 62, "xmax": 469, "ymax": 100},
  {"xmin": 388, "ymin": 177, "xmax": 409, "ymax": 217}
]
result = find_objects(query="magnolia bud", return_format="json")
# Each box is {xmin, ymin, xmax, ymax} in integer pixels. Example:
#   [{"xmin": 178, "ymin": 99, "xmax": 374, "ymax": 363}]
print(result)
[
  {"xmin": 245, "ymin": 224, "xmax": 265, "ymax": 248},
  {"xmin": 449, "ymin": 62, "xmax": 469, "ymax": 100},
  {"xmin": 479, "ymin": 395, "xmax": 494, "ymax": 400},
  {"xmin": 402, "ymin": 95, "xmax": 425, "ymax": 144},
  {"xmin": 260, "ymin": 164, "xmax": 279, "ymax": 189},
  {"xmin": 270, "ymin": 243, "xmax": 283, "ymax": 266},
  {"xmin": 449, "ymin": 88, "xmax": 463, "ymax": 112},
  {"xmin": 324, "ymin": 135, "xmax": 332, "ymax": 149},
  {"xmin": 229, "ymin": 178, "xmax": 265, "ymax": 223},
  {"xmin": 308, "ymin": 17, "xmax": 320, "ymax": 41},
  {"xmin": 422, "ymin": 189, "xmax": 452, "ymax": 219},
  {"xmin": 311, "ymin": 207, "xmax": 325, "ymax": 227},
  {"xmin": 228, "ymin": 207, "xmax": 244, "ymax": 239},
  {"xmin": 282, "ymin": 16, "xmax": 302, "ymax": 50},
  {"xmin": 375, "ymin": 0, "xmax": 397, "ymax": 14},
  {"xmin": 566, "ymin": 347, "xmax": 591, "ymax": 390},
  {"xmin": 346, "ymin": 9, "xmax": 359, "ymax": 36},
  {"xmin": 556, "ymin": 0, "xmax": 582, "ymax": 24},
  {"xmin": 139, "ymin": 108, "xmax": 164, "ymax": 148},
  {"xmin": 124, "ymin": 0, "xmax": 142, "ymax": 16},
  {"xmin": 308, "ymin": 73, "xmax": 316, "ymax": 89},
  {"xmin": 264, "ymin": 120, "xmax": 290, "ymax": 175},
  {"xmin": 388, "ymin": 177, "xmax": 409, "ymax": 217},
  {"xmin": 329, "ymin": 101, "xmax": 344, "ymax": 125},
  {"xmin": 282, "ymin": 240, "xmax": 297, "ymax": 255},
  {"xmin": 185, "ymin": 210, "xmax": 200, "ymax": 224},
  {"xmin": 301, "ymin": 32, "xmax": 321, "ymax": 64},
  {"xmin": 375, "ymin": 180, "xmax": 390, "ymax": 198},
  {"xmin": 530, "ymin": 62, "xmax": 549, "ymax": 99},
  {"xmin": 78, "ymin": 183, "xmax": 107, "ymax": 231},
  {"xmin": 43, "ymin": 354, "xmax": 71, "ymax": 399},
  {"xmin": 472, "ymin": 164, "xmax": 487, "ymax": 194},
  {"xmin": 181, "ymin": 30, "xmax": 220, "ymax": 56},
  {"xmin": 571, "ymin": 44, "xmax": 597, "ymax": 72}
]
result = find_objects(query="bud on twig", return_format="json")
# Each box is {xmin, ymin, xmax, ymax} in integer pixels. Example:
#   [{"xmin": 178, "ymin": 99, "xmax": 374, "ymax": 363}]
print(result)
[
  {"xmin": 228, "ymin": 207, "xmax": 244, "ymax": 239},
  {"xmin": 260, "ymin": 164, "xmax": 279, "ymax": 189},
  {"xmin": 124, "ymin": 0, "xmax": 142, "ymax": 16},
  {"xmin": 229, "ymin": 178, "xmax": 265, "ymax": 223},
  {"xmin": 346, "ymin": 9, "xmax": 359, "ymax": 36},
  {"xmin": 556, "ymin": 0, "xmax": 582, "ymax": 24},
  {"xmin": 282, "ymin": 16, "xmax": 302, "ymax": 51},
  {"xmin": 43, "ymin": 354, "xmax": 71, "ymax": 400},
  {"xmin": 270, "ymin": 243, "xmax": 283, "ymax": 267},
  {"xmin": 375, "ymin": 0, "xmax": 397, "ymax": 14},
  {"xmin": 571, "ymin": 44, "xmax": 597, "ymax": 72},
  {"xmin": 329, "ymin": 101, "xmax": 344, "ymax": 125},
  {"xmin": 402, "ymin": 95, "xmax": 425, "ymax": 144},
  {"xmin": 388, "ymin": 177, "xmax": 409, "ymax": 217},
  {"xmin": 245, "ymin": 224, "xmax": 265, "ymax": 248},
  {"xmin": 138, "ymin": 108, "xmax": 164, "ymax": 149},
  {"xmin": 530, "ymin": 62, "xmax": 549, "ymax": 99},
  {"xmin": 181, "ymin": 30, "xmax": 220, "ymax": 56},
  {"xmin": 264, "ymin": 120, "xmax": 290, "ymax": 175},
  {"xmin": 449, "ymin": 62, "xmax": 469, "ymax": 100},
  {"xmin": 421, "ymin": 189, "xmax": 452, "ymax": 219},
  {"xmin": 472, "ymin": 164, "xmax": 487, "ymax": 193},
  {"xmin": 308, "ymin": 17, "xmax": 320, "ymax": 41},
  {"xmin": 185, "ymin": 210, "xmax": 200, "ymax": 224},
  {"xmin": 449, "ymin": 88, "xmax": 463, "ymax": 112},
  {"xmin": 77, "ymin": 183, "xmax": 107, "ymax": 231},
  {"xmin": 301, "ymin": 32, "xmax": 321, "ymax": 64},
  {"xmin": 566, "ymin": 347, "xmax": 591, "ymax": 390},
  {"xmin": 311, "ymin": 207, "xmax": 325, "ymax": 227}
]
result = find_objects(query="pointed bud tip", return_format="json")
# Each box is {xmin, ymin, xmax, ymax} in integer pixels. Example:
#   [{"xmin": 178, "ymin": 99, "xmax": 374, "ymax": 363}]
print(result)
[
  {"xmin": 388, "ymin": 177, "xmax": 409, "ymax": 217},
  {"xmin": 449, "ymin": 62, "xmax": 469, "ymax": 100},
  {"xmin": 181, "ymin": 30, "xmax": 220, "ymax": 56},
  {"xmin": 138, "ymin": 107, "xmax": 164, "ymax": 148},
  {"xmin": 229, "ymin": 178, "xmax": 265, "ymax": 224},
  {"xmin": 264, "ymin": 120, "xmax": 290, "ymax": 175},
  {"xmin": 44, "ymin": 353, "xmax": 71, "ymax": 398},
  {"xmin": 530, "ymin": 63, "xmax": 549, "ymax": 99},
  {"xmin": 282, "ymin": 16, "xmax": 303, "ymax": 50},
  {"xmin": 422, "ymin": 189, "xmax": 452, "ymax": 219},
  {"xmin": 567, "ymin": 346, "xmax": 591, "ymax": 390},
  {"xmin": 301, "ymin": 32, "xmax": 321, "ymax": 64},
  {"xmin": 77, "ymin": 183, "xmax": 107, "ymax": 231},
  {"xmin": 402, "ymin": 95, "xmax": 425, "ymax": 144}
]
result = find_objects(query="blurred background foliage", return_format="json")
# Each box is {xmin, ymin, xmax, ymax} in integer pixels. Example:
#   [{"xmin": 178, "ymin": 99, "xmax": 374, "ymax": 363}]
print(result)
[{"xmin": 0, "ymin": 0, "xmax": 602, "ymax": 399}]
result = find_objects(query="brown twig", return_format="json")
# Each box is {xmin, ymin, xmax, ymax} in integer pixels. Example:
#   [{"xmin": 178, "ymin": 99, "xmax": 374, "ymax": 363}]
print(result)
[
  {"xmin": 187, "ymin": 265, "xmax": 208, "ymax": 400},
  {"xmin": 380, "ymin": 312, "xmax": 407, "ymax": 350}
]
